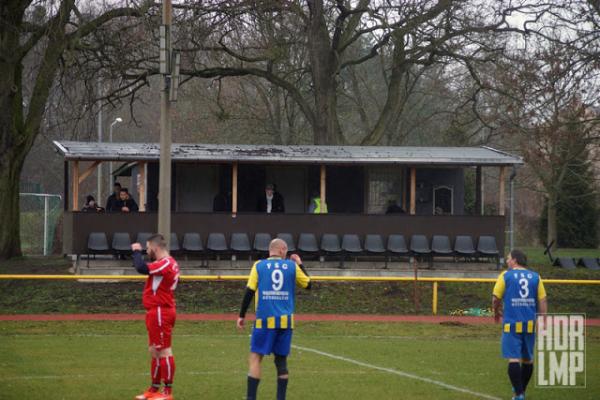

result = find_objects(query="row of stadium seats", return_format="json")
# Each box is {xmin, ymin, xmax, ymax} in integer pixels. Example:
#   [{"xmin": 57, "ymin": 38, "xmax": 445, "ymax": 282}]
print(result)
[
  {"xmin": 86, "ymin": 232, "xmax": 501, "ymax": 268},
  {"xmin": 553, "ymin": 257, "xmax": 600, "ymax": 270}
]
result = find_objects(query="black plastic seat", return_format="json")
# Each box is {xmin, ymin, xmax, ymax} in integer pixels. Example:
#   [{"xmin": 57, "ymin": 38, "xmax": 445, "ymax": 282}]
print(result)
[
  {"xmin": 136, "ymin": 232, "xmax": 153, "ymax": 251},
  {"xmin": 387, "ymin": 234, "xmax": 408, "ymax": 255},
  {"xmin": 207, "ymin": 233, "xmax": 228, "ymax": 252},
  {"xmin": 431, "ymin": 235, "xmax": 453, "ymax": 255},
  {"xmin": 342, "ymin": 234, "xmax": 363, "ymax": 253},
  {"xmin": 112, "ymin": 232, "xmax": 132, "ymax": 253},
  {"xmin": 276, "ymin": 233, "xmax": 296, "ymax": 252},
  {"xmin": 88, "ymin": 232, "xmax": 109, "ymax": 253},
  {"xmin": 86, "ymin": 232, "xmax": 110, "ymax": 266},
  {"xmin": 231, "ymin": 233, "xmax": 251, "ymax": 252},
  {"xmin": 553, "ymin": 257, "xmax": 576, "ymax": 269},
  {"xmin": 577, "ymin": 258, "xmax": 600, "ymax": 270},
  {"xmin": 182, "ymin": 233, "xmax": 203, "ymax": 252},
  {"xmin": 454, "ymin": 235, "xmax": 476, "ymax": 257},
  {"xmin": 410, "ymin": 235, "xmax": 431, "ymax": 255},
  {"xmin": 365, "ymin": 234, "xmax": 385, "ymax": 253},
  {"xmin": 253, "ymin": 233, "xmax": 272, "ymax": 254},
  {"xmin": 477, "ymin": 236, "xmax": 499, "ymax": 256},
  {"xmin": 298, "ymin": 233, "xmax": 319, "ymax": 254},
  {"xmin": 169, "ymin": 233, "xmax": 180, "ymax": 252},
  {"xmin": 321, "ymin": 234, "xmax": 342, "ymax": 253}
]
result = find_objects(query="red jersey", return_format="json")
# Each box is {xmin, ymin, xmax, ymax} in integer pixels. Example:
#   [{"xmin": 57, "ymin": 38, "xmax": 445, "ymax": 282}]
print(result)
[{"xmin": 142, "ymin": 256, "xmax": 180, "ymax": 310}]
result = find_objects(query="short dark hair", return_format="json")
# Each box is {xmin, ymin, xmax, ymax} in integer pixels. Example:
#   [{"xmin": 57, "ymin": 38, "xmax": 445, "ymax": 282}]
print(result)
[
  {"xmin": 114, "ymin": 182, "xmax": 121, "ymax": 187},
  {"xmin": 147, "ymin": 234, "xmax": 167, "ymax": 249},
  {"xmin": 119, "ymin": 188, "xmax": 129, "ymax": 193},
  {"xmin": 510, "ymin": 249, "xmax": 528, "ymax": 266}
]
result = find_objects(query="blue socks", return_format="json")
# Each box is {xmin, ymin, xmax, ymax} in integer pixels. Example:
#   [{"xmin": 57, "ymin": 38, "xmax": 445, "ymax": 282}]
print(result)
[
  {"xmin": 521, "ymin": 363, "xmax": 533, "ymax": 392},
  {"xmin": 277, "ymin": 377, "xmax": 288, "ymax": 400},
  {"xmin": 508, "ymin": 362, "xmax": 523, "ymax": 395},
  {"xmin": 247, "ymin": 376, "xmax": 260, "ymax": 400}
]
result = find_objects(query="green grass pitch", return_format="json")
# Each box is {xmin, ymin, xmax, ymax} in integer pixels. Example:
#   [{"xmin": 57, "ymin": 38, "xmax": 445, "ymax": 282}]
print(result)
[{"xmin": 1, "ymin": 321, "xmax": 598, "ymax": 399}]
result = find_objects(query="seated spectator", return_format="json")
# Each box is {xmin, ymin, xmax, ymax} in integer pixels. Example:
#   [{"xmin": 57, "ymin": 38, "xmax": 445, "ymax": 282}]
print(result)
[
  {"xmin": 105, "ymin": 182, "xmax": 122, "ymax": 212},
  {"xmin": 82, "ymin": 195, "xmax": 105, "ymax": 213},
  {"xmin": 117, "ymin": 188, "xmax": 139, "ymax": 212},
  {"xmin": 256, "ymin": 183, "xmax": 284, "ymax": 213},
  {"xmin": 213, "ymin": 191, "xmax": 231, "ymax": 212},
  {"xmin": 385, "ymin": 199, "xmax": 405, "ymax": 214}
]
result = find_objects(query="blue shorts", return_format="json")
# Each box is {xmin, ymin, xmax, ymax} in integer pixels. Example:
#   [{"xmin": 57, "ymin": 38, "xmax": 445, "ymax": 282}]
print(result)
[
  {"xmin": 250, "ymin": 328, "xmax": 293, "ymax": 356},
  {"xmin": 502, "ymin": 332, "xmax": 535, "ymax": 360}
]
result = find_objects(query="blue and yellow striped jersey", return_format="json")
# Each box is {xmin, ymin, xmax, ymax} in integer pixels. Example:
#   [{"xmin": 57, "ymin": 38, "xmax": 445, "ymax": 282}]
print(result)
[
  {"xmin": 246, "ymin": 257, "xmax": 310, "ymax": 329},
  {"xmin": 493, "ymin": 268, "xmax": 547, "ymax": 333}
]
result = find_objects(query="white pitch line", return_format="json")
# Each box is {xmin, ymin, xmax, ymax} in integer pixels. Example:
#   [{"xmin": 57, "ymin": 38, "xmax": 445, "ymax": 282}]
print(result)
[{"xmin": 292, "ymin": 344, "xmax": 501, "ymax": 400}]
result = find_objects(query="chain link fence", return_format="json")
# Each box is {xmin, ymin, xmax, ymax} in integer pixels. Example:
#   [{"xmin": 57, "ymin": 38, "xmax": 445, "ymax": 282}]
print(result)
[{"xmin": 20, "ymin": 193, "xmax": 63, "ymax": 255}]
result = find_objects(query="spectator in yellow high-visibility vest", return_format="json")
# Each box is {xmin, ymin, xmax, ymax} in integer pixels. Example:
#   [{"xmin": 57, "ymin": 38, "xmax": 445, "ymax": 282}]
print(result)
[{"xmin": 308, "ymin": 191, "xmax": 328, "ymax": 214}]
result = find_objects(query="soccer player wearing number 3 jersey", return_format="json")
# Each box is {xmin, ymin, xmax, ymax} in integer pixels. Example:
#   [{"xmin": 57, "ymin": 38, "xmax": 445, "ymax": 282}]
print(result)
[
  {"xmin": 237, "ymin": 238, "xmax": 311, "ymax": 400},
  {"xmin": 131, "ymin": 234, "xmax": 180, "ymax": 400},
  {"xmin": 493, "ymin": 249, "xmax": 547, "ymax": 400}
]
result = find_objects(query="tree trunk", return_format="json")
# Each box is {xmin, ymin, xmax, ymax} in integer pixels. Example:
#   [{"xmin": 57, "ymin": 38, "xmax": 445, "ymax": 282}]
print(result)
[
  {"xmin": 361, "ymin": 32, "xmax": 408, "ymax": 145},
  {"xmin": 546, "ymin": 193, "xmax": 558, "ymax": 250},
  {"xmin": 0, "ymin": 150, "xmax": 25, "ymax": 259},
  {"xmin": 307, "ymin": 0, "xmax": 343, "ymax": 145}
]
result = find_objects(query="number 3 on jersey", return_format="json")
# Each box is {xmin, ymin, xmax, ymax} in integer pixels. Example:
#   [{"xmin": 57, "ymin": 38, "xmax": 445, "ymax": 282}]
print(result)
[
  {"xmin": 272, "ymin": 269, "xmax": 284, "ymax": 291},
  {"xmin": 518, "ymin": 277, "xmax": 529, "ymax": 298}
]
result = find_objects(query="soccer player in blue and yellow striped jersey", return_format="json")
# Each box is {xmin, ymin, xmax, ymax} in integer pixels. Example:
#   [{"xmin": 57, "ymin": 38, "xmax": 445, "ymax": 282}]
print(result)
[
  {"xmin": 237, "ymin": 238, "xmax": 311, "ymax": 400},
  {"xmin": 492, "ymin": 249, "xmax": 548, "ymax": 400}
]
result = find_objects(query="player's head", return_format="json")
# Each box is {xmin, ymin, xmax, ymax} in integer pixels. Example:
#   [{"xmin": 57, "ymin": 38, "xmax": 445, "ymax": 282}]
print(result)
[
  {"xmin": 119, "ymin": 188, "xmax": 129, "ymax": 201},
  {"xmin": 269, "ymin": 238, "xmax": 288, "ymax": 258},
  {"xmin": 113, "ymin": 181, "xmax": 121, "ymax": 194},
  {"xmin": 146, "ymin": 233, "xmax": 168, "ymax": 260},
  {"xmin": 507, "ymin": 249, "xmax": 527, "ymax": 269}
]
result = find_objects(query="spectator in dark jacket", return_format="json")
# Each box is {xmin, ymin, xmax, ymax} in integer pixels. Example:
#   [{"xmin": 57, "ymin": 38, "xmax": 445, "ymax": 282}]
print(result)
[
  {"xmin": 116, "ymin": 188, "xmax": 139, "ymax": 212},
  {"xmin": 256, "ymin": 183, "xmax": 284, "ymax": 213},
  {"xmin": 105, "ymin": 182, "xmax": 122, "ymax": 212},
  {"xmin": 82, "ymin": 195, "xmax": 104, "ymax": 213},
  {"xmin": 213, "ymin": 191, "xmax": 231, "ymax": 212}
]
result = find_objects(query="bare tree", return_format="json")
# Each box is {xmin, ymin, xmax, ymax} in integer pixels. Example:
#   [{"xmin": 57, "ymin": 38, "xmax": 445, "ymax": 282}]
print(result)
[
  {"xmin": 0, "ymin": 0, "xmax": 145, "ymax": 259},
  {"xmin": 488, "ymin": 42, "xmax": 600, "ymax": 249},
  {"xmin": 147, "ymin": 0, "xmax": 536, "ymax": 145}
]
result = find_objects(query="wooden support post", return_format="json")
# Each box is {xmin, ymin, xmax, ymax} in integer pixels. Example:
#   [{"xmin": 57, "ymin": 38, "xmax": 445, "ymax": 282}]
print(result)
[
  {"xmin": 475, "ymin": 166, "xmax": 483, "ymax": 216},
  {"xmin": 78, "ymin": 161, "xmax": 101, "ymax": 185},
  {"xmin": 138, "ymin": 162, "xmax": 146, "ymax": 212},
  {"xmin": 232, "ymin": 162, "xmax": 238, "ymax": 214},
  {"xmin": 499, "ymin": 166, "xmax": 507, "ymax": 216},
  {"xmin": 320, "ymin": 165, "xmax": 326, "ymax": 211},
  {"xmin": 402, "ymin": 167, "xmax": 407, "ymax": 211},
  {"xmin": 71, "ymin": 161, "xmax": 79, "ymax": 211},
  {"xmin": 409, "ymin": 167, "xmax": 416, "ymax": 215}
]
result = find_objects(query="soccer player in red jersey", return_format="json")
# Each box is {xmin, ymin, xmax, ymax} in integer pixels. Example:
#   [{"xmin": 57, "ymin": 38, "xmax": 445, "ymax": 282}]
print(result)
[{"xmin": 131, "ymin": 234, "xmax": 180, "ymax": 400}]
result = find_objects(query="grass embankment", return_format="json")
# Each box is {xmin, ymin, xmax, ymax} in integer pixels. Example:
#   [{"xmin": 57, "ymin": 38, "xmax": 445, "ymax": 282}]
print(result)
[{"xmin": 0, "ymin": 251, "xmax": 598, "ymax": 316}]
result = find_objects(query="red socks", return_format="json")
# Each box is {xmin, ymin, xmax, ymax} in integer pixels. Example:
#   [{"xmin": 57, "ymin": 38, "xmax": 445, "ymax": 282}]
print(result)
[
  {"xmin": 160, "ymin": 356, "xmax": 176, "ymax": 394},
  {"xmin": 150, "ymin": 357, "xmax": 161, "ymax": 390}
]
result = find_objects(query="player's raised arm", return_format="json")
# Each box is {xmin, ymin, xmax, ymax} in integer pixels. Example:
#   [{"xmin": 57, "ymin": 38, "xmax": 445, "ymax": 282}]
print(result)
[{"xmin": 131, "ymin": 243, "xmax": 149, "ymax": 275}]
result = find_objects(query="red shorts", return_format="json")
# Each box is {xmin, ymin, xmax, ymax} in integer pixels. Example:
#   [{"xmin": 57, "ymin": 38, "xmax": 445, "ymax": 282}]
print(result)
[{"xmin": 145, "ymin": 306, "xmax": 176, "ymax": 349}]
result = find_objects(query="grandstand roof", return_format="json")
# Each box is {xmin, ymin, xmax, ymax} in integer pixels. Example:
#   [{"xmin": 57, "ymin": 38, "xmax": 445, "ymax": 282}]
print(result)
[{"xmin": 53, "ymin": 141, "xmax": 523, "ymax": 166}]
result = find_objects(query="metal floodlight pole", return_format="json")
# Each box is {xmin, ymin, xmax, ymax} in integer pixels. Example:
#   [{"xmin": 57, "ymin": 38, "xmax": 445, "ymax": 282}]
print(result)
[
  {"xmin": 97, "ymin": 80, "xmax": 103, "ymax": 204},
  {"xmin": 509, "ymin": 167, "xmax": 517, "ymax": 251},
  {"xmin": 108, "ymin": 117, "xmax": 123, "ymax": 189},
  {"xmin": 158, "ymin": 0, "xmax": 173, "ymax": 244}
]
